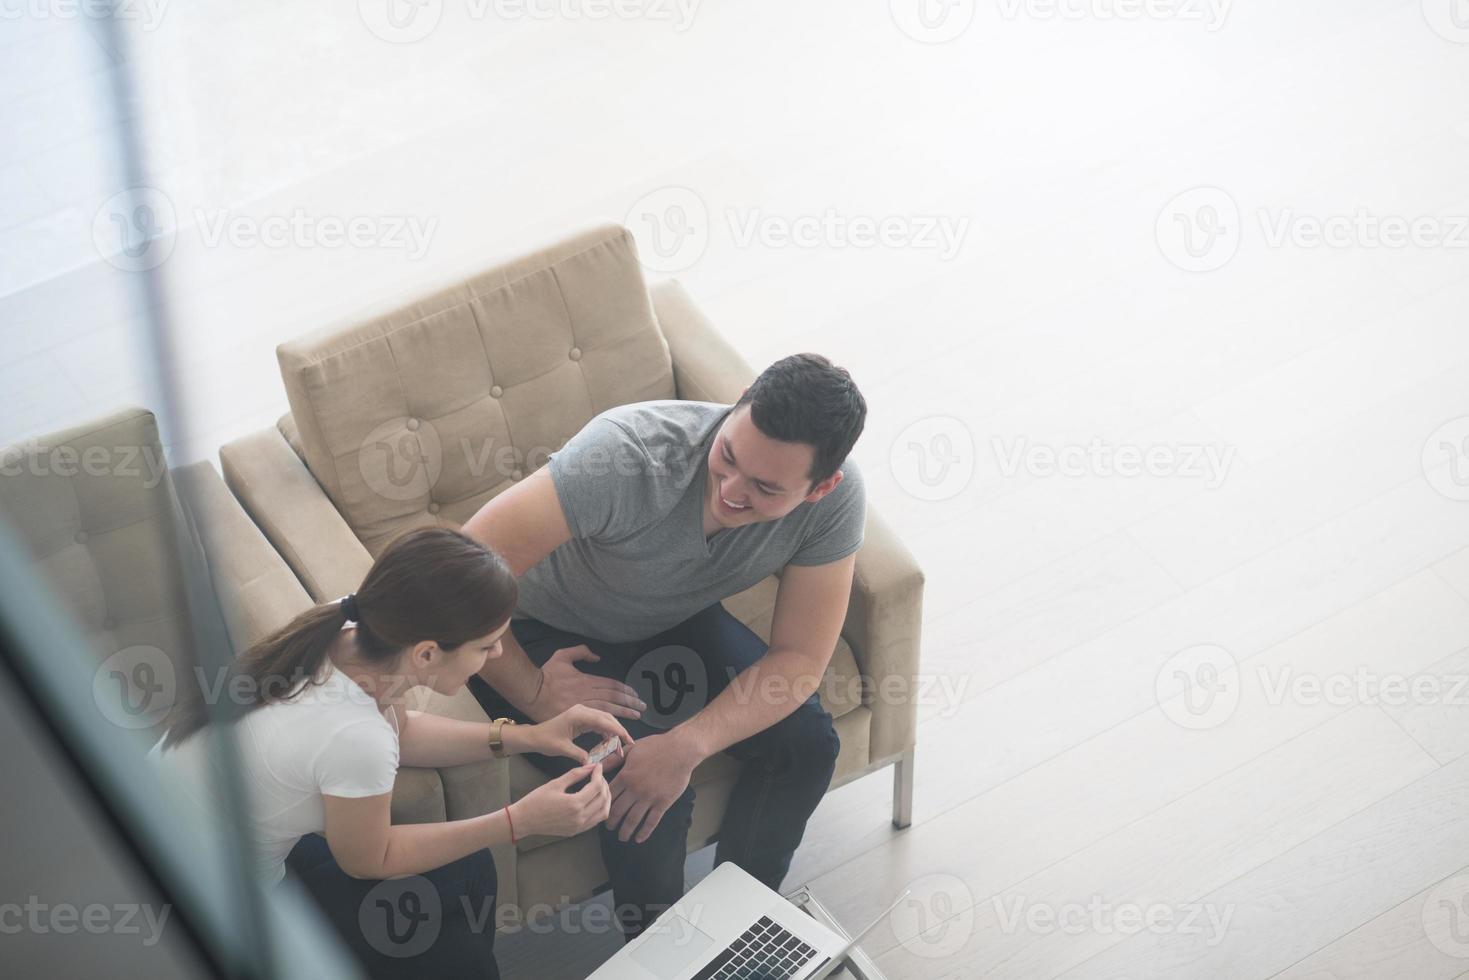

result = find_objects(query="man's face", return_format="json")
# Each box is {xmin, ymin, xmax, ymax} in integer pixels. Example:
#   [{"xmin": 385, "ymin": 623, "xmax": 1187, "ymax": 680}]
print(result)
[{"xmin": 704, "ymin": 404, "xmax": 843, "ymax": 529}]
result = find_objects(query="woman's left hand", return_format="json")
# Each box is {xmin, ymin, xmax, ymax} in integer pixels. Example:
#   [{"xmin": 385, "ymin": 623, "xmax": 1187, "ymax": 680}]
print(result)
[{"xmin": 524, "ymin": 705, "xmax": 634, "ymax": 772}]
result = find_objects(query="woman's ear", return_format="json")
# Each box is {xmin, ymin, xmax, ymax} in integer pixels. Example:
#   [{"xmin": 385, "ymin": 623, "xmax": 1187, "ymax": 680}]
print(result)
[{"xmin": 410, "ymin": 639, "xmax": 440, "ymax": 668}]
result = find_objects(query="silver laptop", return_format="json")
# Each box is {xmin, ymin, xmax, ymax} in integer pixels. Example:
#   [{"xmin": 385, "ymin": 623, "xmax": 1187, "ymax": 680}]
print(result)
[{"xmin": 589, "ymin": 862, "xmax": 907, "ymax": 980}]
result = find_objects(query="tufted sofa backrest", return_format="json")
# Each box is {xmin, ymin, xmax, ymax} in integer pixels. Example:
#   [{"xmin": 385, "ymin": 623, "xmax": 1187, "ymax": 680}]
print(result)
[
  {"xmin": 0, "ymin": 407, "xmax": 194, "ymax": 737},
  {"xmin": 275, "ymin": 223, "xmax": 675, "ymax": 555}
]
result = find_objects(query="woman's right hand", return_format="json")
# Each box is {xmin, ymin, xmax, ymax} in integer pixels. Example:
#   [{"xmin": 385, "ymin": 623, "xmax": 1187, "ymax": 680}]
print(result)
[
  {"xmin": 509, "ymin": 763, "xmax": 611, "ymax": 839},
  {"xmin": 521, "ymin": 704, "xmax": 633, "ymax": 774}
]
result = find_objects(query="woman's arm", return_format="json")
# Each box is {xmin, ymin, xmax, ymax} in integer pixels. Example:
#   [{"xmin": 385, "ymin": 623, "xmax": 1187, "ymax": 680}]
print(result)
[
  {"xmin": 397, "ymin": 704, "xmax": 633, "ymax": 769},
  {"xmin": 322, "ymin": 792, "xmax": 511, "ymax": 879},
  {"xmin": 321, "ymin": 763, "xmax": 611, "ymax": 879},
  {"xmin": 396, "ymin": 710, "xmax": 499, "ymax": 768}
]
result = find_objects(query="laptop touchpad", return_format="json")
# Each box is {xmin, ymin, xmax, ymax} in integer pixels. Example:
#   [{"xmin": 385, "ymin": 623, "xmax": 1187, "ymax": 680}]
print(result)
[{"xmin": 630, "ymin": 914, "xmax": 716, "ymax": 976}]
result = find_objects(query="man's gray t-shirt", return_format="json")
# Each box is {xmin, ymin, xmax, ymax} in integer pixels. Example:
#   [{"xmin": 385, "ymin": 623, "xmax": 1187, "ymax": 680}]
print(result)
[{"xmin": 513, "ymin": 400, "xmax": 866, "ymax": 643}]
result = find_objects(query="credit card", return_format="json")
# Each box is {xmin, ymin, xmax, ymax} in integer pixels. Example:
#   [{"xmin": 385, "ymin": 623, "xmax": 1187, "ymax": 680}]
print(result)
[{"xmin": 587, "ymin": 736, "xmax": 622, "ymax": 766}]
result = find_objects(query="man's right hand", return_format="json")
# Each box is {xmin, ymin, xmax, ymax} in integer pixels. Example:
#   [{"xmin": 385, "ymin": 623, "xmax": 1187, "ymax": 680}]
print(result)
[{"xmin": 531, "ymin": 644, "xmax": 646, "ymax": 721}]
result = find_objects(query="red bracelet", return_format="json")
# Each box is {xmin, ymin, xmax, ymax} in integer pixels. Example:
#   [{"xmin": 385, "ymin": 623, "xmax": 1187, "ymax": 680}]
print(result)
[{"xmin": 504, "ymin": 803, "xmax": 518, "ymax": 844}]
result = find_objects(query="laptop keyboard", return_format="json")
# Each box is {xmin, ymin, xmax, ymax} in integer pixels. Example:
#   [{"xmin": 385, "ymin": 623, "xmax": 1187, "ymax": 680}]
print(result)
[{"xmin": 690, "ymin": 915, "xmax": 823, "ymax": 980}]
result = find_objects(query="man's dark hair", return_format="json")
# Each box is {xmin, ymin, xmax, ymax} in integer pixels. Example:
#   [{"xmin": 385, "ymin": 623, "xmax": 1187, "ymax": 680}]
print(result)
[{"xmin": 734, "ymin": 353, "xmax": 866, "ymax": 488}]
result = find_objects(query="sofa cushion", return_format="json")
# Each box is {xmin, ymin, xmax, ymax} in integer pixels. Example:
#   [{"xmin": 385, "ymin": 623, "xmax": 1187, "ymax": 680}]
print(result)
[
  {"xmin": 389, "ymin": 766, "xmax": 448, "ymax": 825},
  {"xmin": 275, "ymin": 224, "xmax": 676, "ymax": 555}
]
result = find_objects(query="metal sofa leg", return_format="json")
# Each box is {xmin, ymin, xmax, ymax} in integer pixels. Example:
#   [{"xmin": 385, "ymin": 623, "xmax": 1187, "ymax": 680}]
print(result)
[{"xmin": 892, "ymin": 748, "xmax": 915, "ymax": 829}]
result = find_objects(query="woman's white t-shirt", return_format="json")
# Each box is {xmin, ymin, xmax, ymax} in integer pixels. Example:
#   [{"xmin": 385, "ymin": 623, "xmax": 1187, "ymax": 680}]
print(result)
[{"xmin": 150, "ymin": 662, "xmax": 400, "ymax": 886}]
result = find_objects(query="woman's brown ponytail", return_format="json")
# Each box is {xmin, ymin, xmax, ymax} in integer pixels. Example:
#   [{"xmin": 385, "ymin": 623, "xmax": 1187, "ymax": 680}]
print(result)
[{"xmin": 161, "ymin": 527, "xmax": 516, "ymax": 749}]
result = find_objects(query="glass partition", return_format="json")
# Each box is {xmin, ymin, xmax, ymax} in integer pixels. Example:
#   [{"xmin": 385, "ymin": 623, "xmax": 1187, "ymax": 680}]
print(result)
[{"xmin": 1, "ymin": 8, "xmax": 359, "ymax": 978}]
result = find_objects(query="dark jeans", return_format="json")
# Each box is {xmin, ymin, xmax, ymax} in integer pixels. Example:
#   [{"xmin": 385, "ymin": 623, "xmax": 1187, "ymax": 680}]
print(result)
[
  {"xmin": 467, "ymin": 601, "xmax": 840, "ymax": 941},
  {"xmin": 285, "ymin": 833, "xmax": 500, "ymax": 980}
]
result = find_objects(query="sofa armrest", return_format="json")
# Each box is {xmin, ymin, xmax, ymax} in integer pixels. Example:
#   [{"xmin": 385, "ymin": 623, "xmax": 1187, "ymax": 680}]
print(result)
[
  {"xmin": 847, "ymin": 508, "xmax": 925, "ymax": 762},
  {"xmin": 173, "ymin": 460, "xmax": 314, "ymax": 653},
  {"xmin": 438, "ymin": 724, "xmax": 516, "ymax": 911},
  {"xmin": 390, "ymin": 767, "xmax": 448, "ymax": 825},
  {"xmin": 399, "ymin": 687, "xmax": 520, "ymax": 910},
  {"xmin": 651, "ymin": 279, "xmax": 756, "ymax": 402},
  {"xmin": 409, "ymin": 686, "xmax": 508, "ymax": 822},
  {"xmin": 219, "ymin": 427, "xmax": 373, "ymax": 602}
]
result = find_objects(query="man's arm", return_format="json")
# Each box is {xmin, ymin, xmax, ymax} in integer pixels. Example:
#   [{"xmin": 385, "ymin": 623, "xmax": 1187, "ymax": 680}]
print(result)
[
  {"xmin": 681, "ymin": 554, "xmax": 856, "ymax": 758},
  {"xmin": 606, "ymin": 553, "xmax": 857, "ymax": 842},
  {"xmin": 461, "ymin": 467, "xmax": 644, "ymax": 721},
  {"xmin": 462, "ymin": 467, "xmax": 573, "ymax": 575},
  {"xmin": 461, "ymin": 467, "xmax": 572, "ymax": 712}
]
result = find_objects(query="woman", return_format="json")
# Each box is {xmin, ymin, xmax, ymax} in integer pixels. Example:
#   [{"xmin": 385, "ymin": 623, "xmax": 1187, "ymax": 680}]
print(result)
[{"xmin": 152, "ymin": 527, "xmax": 631, "ymax": 979}]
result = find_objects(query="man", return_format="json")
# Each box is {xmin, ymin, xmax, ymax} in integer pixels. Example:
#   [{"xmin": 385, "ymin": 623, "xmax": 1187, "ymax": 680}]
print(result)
[{"xmin": 462, "ymin": 352, "xmax": 867, "ymax": 939}]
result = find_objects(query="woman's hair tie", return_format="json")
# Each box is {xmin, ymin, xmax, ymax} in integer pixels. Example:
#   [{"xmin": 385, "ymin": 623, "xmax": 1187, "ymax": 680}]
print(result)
[{"xmin": 339, "ymin": 593, "xmax": 361, "ymax": 623}]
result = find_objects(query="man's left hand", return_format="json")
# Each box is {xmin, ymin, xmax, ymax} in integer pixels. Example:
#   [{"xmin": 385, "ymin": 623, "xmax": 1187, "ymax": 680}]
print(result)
[{"xmin": 605, "ymin": 731, "xmax": 702, "ymax": 844}]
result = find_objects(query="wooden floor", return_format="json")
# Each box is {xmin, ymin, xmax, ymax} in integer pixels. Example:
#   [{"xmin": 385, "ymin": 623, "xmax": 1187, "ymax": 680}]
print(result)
[{"xmin": 6, "ymin": 1, "xmax": 1469, "ymax": 977}]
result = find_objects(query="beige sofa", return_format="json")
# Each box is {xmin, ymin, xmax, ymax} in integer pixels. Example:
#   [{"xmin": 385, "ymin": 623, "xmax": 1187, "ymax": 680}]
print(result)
[
  {"xmin": 0, "ymin": 407, "xmax": 503, "ymax": 829},
  {"xmin": 218, "ymin": 223, "xmax": 924, "ymax": 916}
]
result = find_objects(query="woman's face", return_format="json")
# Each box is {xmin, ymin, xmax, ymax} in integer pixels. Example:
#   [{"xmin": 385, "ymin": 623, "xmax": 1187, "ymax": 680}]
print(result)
[{"xmin": 420, "ymin": 621, "xmax": 509, "ymax": 695}]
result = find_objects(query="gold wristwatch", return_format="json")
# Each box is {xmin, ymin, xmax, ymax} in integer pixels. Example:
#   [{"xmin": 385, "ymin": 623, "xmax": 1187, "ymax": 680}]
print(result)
[{"xmin": 488, "ymin": 717, "xmax": 517, "ymax": 759}]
